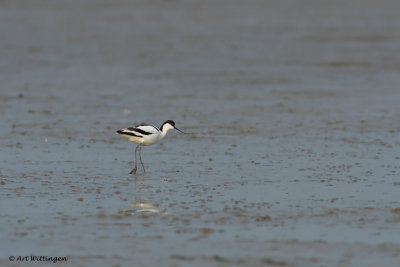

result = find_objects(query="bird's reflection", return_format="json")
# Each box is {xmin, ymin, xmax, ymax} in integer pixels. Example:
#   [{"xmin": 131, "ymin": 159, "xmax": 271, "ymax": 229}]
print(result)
[
  {"xmin": 127, "ymin": 173, "xmax": 165, "ymax": 214},
  {"xmin": 131, "ymin": 201, "xmax": 160, "ymax": 213}
]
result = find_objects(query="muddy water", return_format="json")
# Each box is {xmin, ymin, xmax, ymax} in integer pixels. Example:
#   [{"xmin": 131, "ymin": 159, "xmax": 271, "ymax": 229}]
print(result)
[{"xmin": 1, "ymin": 0, "xmax": 400, "ymax": 266}]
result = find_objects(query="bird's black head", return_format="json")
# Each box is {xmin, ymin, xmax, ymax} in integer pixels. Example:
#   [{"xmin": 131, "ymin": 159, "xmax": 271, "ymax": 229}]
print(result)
[
  {"xmin": 160, "ymin": 120, "xmax": 185, "ymax": 133},
  {"xmin": 161, "ymin": 120, "xmax": 175, "ymax": 128},
  {"xmin": 160, "ymin": 120, "xmax": 175, "ymax": 131}
]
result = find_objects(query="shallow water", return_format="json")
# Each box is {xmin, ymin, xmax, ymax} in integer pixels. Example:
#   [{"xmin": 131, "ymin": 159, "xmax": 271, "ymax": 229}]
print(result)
[{"xmin": 1, "ymin": 0, "xmax": 400, "ymax": 266}]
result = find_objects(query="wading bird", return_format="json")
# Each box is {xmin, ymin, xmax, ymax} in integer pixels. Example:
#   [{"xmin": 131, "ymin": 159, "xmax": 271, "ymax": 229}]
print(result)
[{"xmin": 116, "ymin": 120, "xmax": 185, "ymax": 174}]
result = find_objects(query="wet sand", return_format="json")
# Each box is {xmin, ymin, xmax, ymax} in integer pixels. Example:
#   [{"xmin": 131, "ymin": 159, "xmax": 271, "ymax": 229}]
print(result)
[{"xmin": 1, "ymin": 0, "xmax": 400, "ymax": 266}]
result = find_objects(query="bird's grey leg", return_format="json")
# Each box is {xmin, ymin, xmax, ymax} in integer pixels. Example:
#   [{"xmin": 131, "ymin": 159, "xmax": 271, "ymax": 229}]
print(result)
[
  {"xmin": 138, "ymin": 146, "xmax": 145, "ymax": 173},
  {"xmin": 130, "ymin": 145, "xmax": 139, "ymax": 174}
]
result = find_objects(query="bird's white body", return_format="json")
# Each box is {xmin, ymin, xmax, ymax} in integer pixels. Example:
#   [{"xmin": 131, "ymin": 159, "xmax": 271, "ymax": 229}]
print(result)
[{"xmin": 117, "ymin": 123, "xmax": 175, "ymax": 146}]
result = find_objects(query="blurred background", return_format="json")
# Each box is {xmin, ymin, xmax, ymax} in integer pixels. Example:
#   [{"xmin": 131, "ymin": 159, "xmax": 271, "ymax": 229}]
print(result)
[{"xmin": 1, "ymin": 0, "xmax": 400, "ymax": 266}]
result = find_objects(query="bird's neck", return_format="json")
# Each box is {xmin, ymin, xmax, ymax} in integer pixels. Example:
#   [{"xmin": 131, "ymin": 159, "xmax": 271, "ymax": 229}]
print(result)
[
  {"xmin": 160, "ymin": 128, "xmax": 170, "ymax": 137},
  {"xmin": 159, "ymin": 123, "xmax": 174, "ymax": 137}
]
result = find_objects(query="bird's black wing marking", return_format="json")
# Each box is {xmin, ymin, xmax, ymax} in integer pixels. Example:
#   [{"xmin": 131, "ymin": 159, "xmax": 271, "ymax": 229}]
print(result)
[
  {"xmin": 117, "ymin": 130, "xmax": 143, "ymax": 138},
  {"xmin": 132, "ymin": 128, "xmax": 153, "ymax": 135}
]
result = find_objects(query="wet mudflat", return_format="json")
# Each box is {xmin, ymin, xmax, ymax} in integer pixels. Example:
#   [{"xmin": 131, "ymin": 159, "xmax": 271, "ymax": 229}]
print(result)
[{"xmin": 1, "ymin": 0, "xmax": 400, "ymax": 266}]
